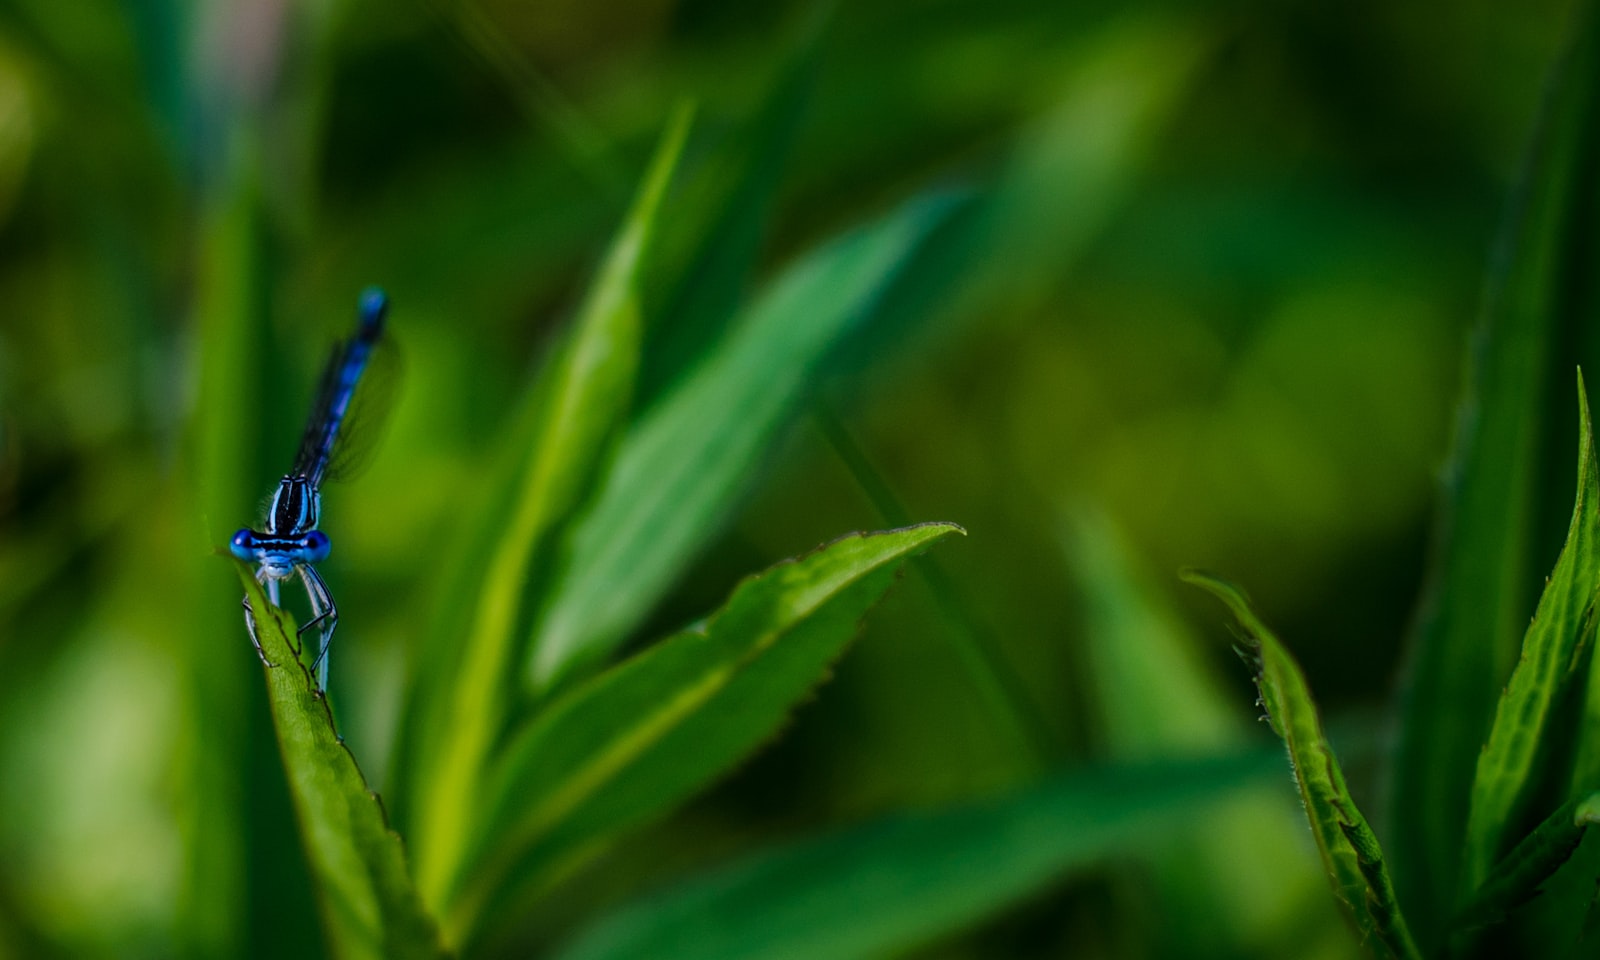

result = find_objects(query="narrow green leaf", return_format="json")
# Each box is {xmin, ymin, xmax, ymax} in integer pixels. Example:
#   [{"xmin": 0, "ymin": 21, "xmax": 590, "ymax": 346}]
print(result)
[
  {"xmin": 233, "ymin": 561, "xmax": 445, "ymax": 960},
  {"xmin": 1455, "ymin": 794, "xmax": 1600, "ymax": 937},
  {"xmin": 450, "ymin": 522, "xmax": 964, "ymax": 945},
  {"xmin": 181, "ymin": 139, "xmax": 278, "ymax": 958},
  {"xmin": 1064, "ymin": 512, "xmax": 1338, "ymax": 956},
  {"xmin": 638, "ymin": 11, "xmax": 820, "ymax": 406},
  {"xmin": 529, "ymin": 190, "xmax": 963, "ymax": 688},
  {"xmin": 1390, "ymin": 5, "xmax": 1600, "ymax": 939},
  {"xmin": 1463, "ymin": 377, "xmax": 1600, "ymax": 894},
  {"xmin": 1182, "ymin": 571, "xmax": 1422, "ymax": 960},
  {"xmin": 550, "ymin": 752, "xmax": 1280, "ymax": 960},
  {"xmin": 408, "ymin": 104, "xmax": 694, "ymax": 917}
]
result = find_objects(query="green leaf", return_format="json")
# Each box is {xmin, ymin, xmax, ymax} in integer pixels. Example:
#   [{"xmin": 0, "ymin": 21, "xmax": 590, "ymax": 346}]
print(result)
[
  {"xmin": 1390, "ymin": 6, "xmax": 1600, "ymax": 940},
  {"xmin": 1463, "ymin": 377, "xmax": 1600, "ymax": 894},
  {"xmin": 182, "ymin": 140, "xmax": 310, "ymax": 958},
  {"xmin": 407, "ymin": 104, "xmax": 694, "ymax": 917},
  {"xmin": 1182, "ymin": 571, "xmax": 1422, "ymax": 960},
  {"xmin": 638, "ymin": 11, "xmax": 820, "ymax": 406},
  {"xmin": 1063, "ymin": 512, "xmax": 1338, "ymax": 956},
  {"xmin": 549, "ymin": 752, "xmax": 1280, "ymax": 960},
  {"xmin": 1455, "ymin": 794, "xmax": 1600, "ymax": 938},
  {"xmin": 448, "ymin": 522, "xmax": 964, "ymax": 946},
  {"xmin": 527, "ymin": 189, "xmax": 965, "ymax": 689},
  {"xmin": 233, "ymin": 561, "xmax": 445, "ymax": 960}
]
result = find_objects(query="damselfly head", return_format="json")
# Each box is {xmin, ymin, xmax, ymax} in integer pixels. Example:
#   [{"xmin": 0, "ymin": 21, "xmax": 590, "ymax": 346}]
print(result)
[
  {"xmin": 229, "ymin": 526, "xmax": 330, "ymax": 574},
  {"xmin": 300, "ymin": 529, "xmax": 331, "ymax": 563},
  {"xmin": 229, "ymin": 528, "xmax": 256, "ymax": 561}
]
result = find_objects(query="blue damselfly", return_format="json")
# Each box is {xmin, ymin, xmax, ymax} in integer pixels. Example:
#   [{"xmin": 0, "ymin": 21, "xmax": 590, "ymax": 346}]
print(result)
[{"xmin": 230, "ymin": 288, "xmax": 395, "ymax": 691}]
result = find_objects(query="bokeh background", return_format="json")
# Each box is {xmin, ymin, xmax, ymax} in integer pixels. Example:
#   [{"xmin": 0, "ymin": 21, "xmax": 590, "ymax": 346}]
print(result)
[{"xmin": 0, "ymin": 0, "xmax": 1577, "ymax": 956}]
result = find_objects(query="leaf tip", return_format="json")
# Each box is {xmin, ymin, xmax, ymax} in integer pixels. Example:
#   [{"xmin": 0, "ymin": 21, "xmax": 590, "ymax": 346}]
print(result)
[
  {"xmin": 1177, "ymin": 567, "xmax": 1247, "ymax": 604},
  {"xmin": 873, "ymin": 520, "xmax": 965, "ymax": 548},
  {"xmin": 1576, "ymin": 792, "xmax": 1600, "ymax": 826},
  {"xmin": 1579, "ymin": 366, "xmax": 1594, "ymax": 443},
  {"xmin": 1179, "ymin": 568, "xmax": 1271, "ymax": 655},
  {"xmin": 904, "ymin": 520, "xmax": 965, "ymax": 553}
]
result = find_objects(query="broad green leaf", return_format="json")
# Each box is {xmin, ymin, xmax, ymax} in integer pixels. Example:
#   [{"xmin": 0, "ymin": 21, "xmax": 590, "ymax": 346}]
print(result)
[
  {"xmin": 1182, "ymin": 571, "xmax": 1421, "ymax": 960},
  {"xmin": 1390, "ymin": 6, "xmax": 1600, "ymax": 940},
  {"xmin": 446, "ymin": 522, "xmax": 963, "ymax": 946},
  {"xmin": 550, "ymin": 752, "xmax": 1280, "ymax": 960},
  {"xmin": 234, "ymin": 562, "xmax": 445, "ymax": 960},
  {"xmin": 408, "ymin": 105, "xmax": 694, "ymax": 916},
  {"xmin": 528, "ymin": 189, "xmax": 964, "ymax": 688},
  {"xmin": 1454, "ymin": 794, "xmax": 1600, "ymax": 939},
  {"xmin": 1063, "ymin": 512, "xmax": 1340, "ymax": 957},
  {"xmin": 1463, "ymin": 378, "xmax": 1600, "ymax": 894}
]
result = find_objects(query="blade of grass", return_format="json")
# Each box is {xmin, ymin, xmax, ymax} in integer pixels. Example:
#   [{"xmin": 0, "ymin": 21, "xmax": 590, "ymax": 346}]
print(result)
[
  {"xmin": 549, "ymin": 751, "xmax": 1281, "ymax": 960},
  {"xmin": 1182, "ymin": 571, "xmax": 1422, "ymax": 960},
  {"xmin": 1454, "ymin": 794, "xmax": 1600, "ymax": 939},
  {"xmin": 1390, "ymin": 4, "xmax": 1600, "ymax": 940},
  {"xmin": 448, "ymin": 522, "xmax": 964, "ymax": 947},
  {"xmin": 527, "ymin": 189, "xmax": 964, "ymax": 689},
  {"xmin": 234, "ymin": 561, "xmax": 445, "ymax": 960},
  {"xmin": 1462, "ymin": 376, "xmax": 1600, "ymax": 895},
  {"xmin": 407, "ymin": 104, "xmax": 694, "ymax": 919}
]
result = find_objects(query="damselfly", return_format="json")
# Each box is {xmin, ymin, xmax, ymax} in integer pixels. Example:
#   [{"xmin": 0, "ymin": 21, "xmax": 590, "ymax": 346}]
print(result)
[{"xmin": 230, "ymin": 287, "xmax": 396, "ymax": 691}]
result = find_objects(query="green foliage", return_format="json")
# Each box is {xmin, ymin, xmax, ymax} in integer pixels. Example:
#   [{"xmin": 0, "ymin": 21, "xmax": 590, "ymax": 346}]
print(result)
[
  {"xmin": 1161, "ymin": 8, "xmax": 1600, "ymax": 960},
  {"xmin": 15, "ymin": 2, "xmax": 1600, "ymax": 960},
  {"xmin": 1463, "ymin": 378, "xmax": 1600, "ymax": 894},
  {"xmin": 235, "ymin": 516, "xmax": 960, "ymax": 956},
  {"xmin": 1389, "ymin": 4, "xmax": 1600, "ymax": 935},
  {"xmin": 1182, "ymin": 572, "xmax": 1421, "ymax": 960},
  {"xmin": 549, "ymin": 753, "xmax": 1282, "ymax": 960},
  {"xmin": 1455, "ymin": 793, "xmax": 1600, "ymax": 936},
  {"xmin": 527, "ymin": 189, "xmax": 965, "ymax": 688},
  {"xmin": 1064, "ymin": 514, "xmax": 1341, "ymax": 957},
  {"xmin": 1179, "ymin": 368, "xmax": 1600, "ymax": 960},
  {"xmin": 364, "ymin": 110, "xmax": 970, "ymax": 953},
  {"xmin": 456, "ymin": 523, "xmax": 963, "ymax": 944},
  {"xmin": 234, "ymin": 563, "xmax": 446, "ymax": 960},
  {"xmin": 406, "ymin": 102, "xmax": 693, "ymax": 917}
]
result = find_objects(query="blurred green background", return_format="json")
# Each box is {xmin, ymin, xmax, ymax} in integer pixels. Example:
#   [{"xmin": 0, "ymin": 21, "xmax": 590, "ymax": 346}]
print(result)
[{"xmin": 0, "ymin": 0, "xmax": 1574, "ymax": 956}]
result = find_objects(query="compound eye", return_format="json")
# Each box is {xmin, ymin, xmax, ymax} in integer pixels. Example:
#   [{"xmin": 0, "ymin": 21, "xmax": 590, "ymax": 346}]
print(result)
[
  {"xmin": 229, "ymin": 529, "xmax": 255, "ymax": 560},
  {"xmin": 302, "ymin": 530, "xmax": 331, "ymax": 562}
]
